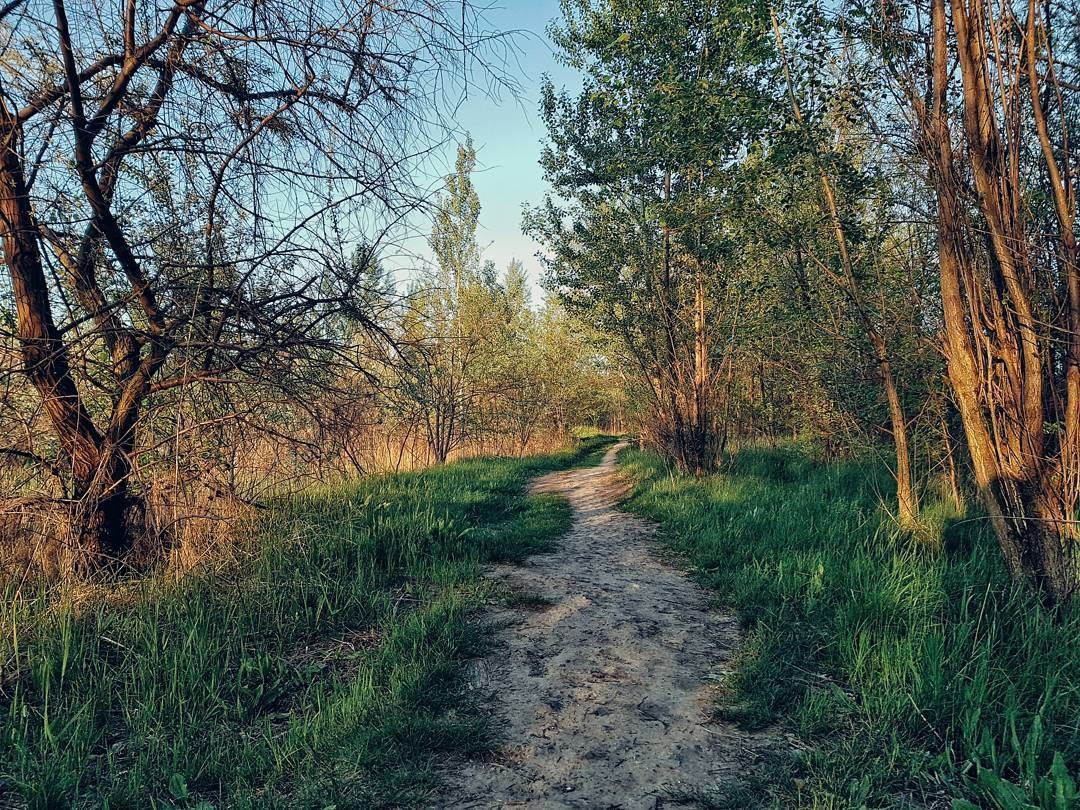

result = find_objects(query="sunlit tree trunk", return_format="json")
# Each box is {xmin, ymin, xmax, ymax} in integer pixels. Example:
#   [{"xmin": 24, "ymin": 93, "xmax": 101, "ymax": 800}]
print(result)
[
  {"xmin": 690, "ymin": 266, "xmax": 710, "ymax": 475},
  {"xmin": 908, "ymin": 0, "xmax": 1078, "ymax": 604}
]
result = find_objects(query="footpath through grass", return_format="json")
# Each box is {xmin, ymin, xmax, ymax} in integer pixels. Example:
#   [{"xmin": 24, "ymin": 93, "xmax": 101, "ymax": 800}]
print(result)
[
  {"xmin": 620, "ymin": 445, "xmax": 1080, "ymax": 809},
  {"xmin": 0, "ymin": 435, "xmax": 614, "ymax": 810}
]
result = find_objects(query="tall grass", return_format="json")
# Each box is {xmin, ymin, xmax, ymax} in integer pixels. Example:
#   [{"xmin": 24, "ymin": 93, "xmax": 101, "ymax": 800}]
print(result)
[
  {"xmin": 620, "ymin": 445, "xmax": 1080, "ymax": 809},
  {"xmin": 0, "ymin": 436, "xmax": 612, "ymax": 809}
]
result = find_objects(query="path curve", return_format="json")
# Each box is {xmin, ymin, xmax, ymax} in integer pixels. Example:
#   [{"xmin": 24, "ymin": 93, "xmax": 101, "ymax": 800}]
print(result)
[{"xmin": 438, "ymin": 442, "xmax": 766, "ymax": 809}]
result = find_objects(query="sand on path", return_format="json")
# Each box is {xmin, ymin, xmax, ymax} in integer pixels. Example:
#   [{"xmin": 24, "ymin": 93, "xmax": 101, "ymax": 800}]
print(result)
[{"xmin": 438, "ymin": 441, "xmax": 769, "ymax": 809}]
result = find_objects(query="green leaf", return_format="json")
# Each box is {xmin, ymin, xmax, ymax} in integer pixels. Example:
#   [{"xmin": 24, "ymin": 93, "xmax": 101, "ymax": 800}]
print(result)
[
  {"xmin": 975, "ymin": 765, "xmax": 1038, "ymax": 809},
  {"xmin": 168, "ymin": 773, "xmax": 189, "ymax": 801}
]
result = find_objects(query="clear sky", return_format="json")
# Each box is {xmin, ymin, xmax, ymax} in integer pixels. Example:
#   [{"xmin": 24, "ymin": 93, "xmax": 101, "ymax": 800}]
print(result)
[{"xmin": 428, "ymin": 0, "xmax": 580, "ymax": 299}]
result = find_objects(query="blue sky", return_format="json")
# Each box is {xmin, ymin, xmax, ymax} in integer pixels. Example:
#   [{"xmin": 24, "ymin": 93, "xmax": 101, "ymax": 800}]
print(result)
[{"xmin": 428, "ymin": 0, "xmax": 579, "ymax": 298}]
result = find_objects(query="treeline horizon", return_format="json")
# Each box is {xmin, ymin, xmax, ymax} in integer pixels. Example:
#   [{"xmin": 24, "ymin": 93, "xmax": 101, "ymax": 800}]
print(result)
[{"xmin": 1, "ymin": 0, "xmax": 1078, "ymax": 610}]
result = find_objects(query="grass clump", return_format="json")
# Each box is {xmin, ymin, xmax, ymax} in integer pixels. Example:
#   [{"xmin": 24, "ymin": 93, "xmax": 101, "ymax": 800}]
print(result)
[
  {"xmin": 0, "ymin": 436, "xmax": 608, "ymax": 809},
  {"xmin": 619, "ymin": 445, "xmax": 1080, "ymax": 809}
]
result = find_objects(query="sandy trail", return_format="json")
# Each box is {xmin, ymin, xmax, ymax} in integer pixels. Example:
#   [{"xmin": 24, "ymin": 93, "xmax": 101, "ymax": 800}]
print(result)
[{"xmin": 437, "ymin": 442, "xmax": 767, "ymax": 809}]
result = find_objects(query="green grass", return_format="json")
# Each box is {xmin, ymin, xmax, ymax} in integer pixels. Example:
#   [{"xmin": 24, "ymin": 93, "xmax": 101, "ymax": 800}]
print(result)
[
  {"xmin": 619, "ymin": 444, "xmax": 1080, "ymax": 809},
  {"xmin": 0, "ymin": 435, "xmax": 611, "ymax": 809}
]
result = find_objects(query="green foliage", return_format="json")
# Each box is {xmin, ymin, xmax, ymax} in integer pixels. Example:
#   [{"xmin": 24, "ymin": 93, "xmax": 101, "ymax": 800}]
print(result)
[
  {"xmin": 365, "ymin": 137, "xmax": 621, "ymax": 462},
  {"xmin": 0, "ymin": 439, "xmax": 609, "ymax": 808},
  {"xmin": 620, "ymin": 446, "xmax": 1080, "ymax": 808},
  {"xmin": 430, "ymin": 138, "xmax": 482, "ymax": 286},
  {"xmin": 530, "ymin": 0, "xmax": 781, "ymax": 470}
]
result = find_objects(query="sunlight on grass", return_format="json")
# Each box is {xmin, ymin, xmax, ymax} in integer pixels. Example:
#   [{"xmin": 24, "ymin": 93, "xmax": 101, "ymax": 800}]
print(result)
[
  {"xmin": 0, "ymin": 438, "xmax": 609, "ymax": 809},
  {"xmin": 620, "ymin": 445, "xmax": 1080, "ymax": 809}
]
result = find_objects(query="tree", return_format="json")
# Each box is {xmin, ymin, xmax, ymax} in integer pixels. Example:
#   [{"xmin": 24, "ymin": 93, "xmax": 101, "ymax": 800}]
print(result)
[
  {"xmin": 0, "ymin": 0, "xmax": 494, "ymax": 562},
  {"xmin": 861, "ymin": 0, "xmax": 1080, "ymax": 604},
  {"xmin": 768, "ymin": 12, "xmax": 920, "ymax": 525},
  {"xmin": 531, "ymin": 0, "xmax": 775, "ymax": 473},
  {"xmin": 395, "ymin": 139, "xmax": 503, "ymax": 464}
]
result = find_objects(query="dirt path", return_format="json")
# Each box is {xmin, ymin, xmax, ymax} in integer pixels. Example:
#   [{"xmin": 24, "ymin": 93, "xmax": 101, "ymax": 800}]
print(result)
[{"xmin": 438, "ymin": 442, "xmax": 769, "ymax": 809}]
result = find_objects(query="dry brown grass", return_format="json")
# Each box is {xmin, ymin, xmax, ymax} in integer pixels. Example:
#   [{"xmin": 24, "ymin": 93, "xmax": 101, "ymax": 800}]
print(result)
[{"xmin": 0, "ymin": 425, "xmax": 577, "ymax": 584}]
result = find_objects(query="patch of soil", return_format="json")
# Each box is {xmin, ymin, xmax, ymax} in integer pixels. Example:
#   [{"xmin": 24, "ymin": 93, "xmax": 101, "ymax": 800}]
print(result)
[{"xmin": 438, "ymin": 442, "xmax": 773, "ymax": 809}]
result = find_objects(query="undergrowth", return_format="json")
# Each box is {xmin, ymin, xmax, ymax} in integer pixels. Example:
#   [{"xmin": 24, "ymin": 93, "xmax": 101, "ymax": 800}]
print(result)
[
  {"xmin": 0, "ymin": 435, "xmax": 613, "ymax": 809},
  {"xmin": 620, "ymin": 445, "xmax": 1080, "ymax": 809}
]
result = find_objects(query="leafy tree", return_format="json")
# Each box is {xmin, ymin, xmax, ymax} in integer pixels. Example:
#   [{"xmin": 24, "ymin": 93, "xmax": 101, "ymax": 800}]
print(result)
[
  {"xmin": 530, "ymin": 0, "xmax": 776, "ymax": 473},
  {"xmin": 393, "ymin": 141, "xmax": 524, "ymax": 462}
]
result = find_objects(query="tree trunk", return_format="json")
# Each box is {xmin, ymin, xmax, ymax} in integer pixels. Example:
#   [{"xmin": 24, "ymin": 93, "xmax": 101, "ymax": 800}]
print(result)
[
  {"xmin": 908, "ymin": 0, "xmax": 1077, "ymax": 605},
  {"xmin": 1, "ymin": 114, "xmax": 137, "ymax": 562},
  {"xmin": 71, "ymin": 444, "xmax": 138, "ymax": 562},
  {"xmin": 690, "ymin": 266, "xmax": 710, "ymax": 474},
  {"xmin": 876, "ymin": 342, "xmax": 918, "ymax": 527},
  {"xmin": 941, "ymin": 411, "xmax": 964, "ymax": 513}
]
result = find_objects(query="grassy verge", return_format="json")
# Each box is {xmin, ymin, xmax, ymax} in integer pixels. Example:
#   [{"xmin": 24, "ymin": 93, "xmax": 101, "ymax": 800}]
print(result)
[
  {"xmin": 619, "ymin": 445, "xmax": 1080, "ymax": 809},
  {"xmin": 1, "ymin": 435, "xmax": 611, "ymax": 809}
]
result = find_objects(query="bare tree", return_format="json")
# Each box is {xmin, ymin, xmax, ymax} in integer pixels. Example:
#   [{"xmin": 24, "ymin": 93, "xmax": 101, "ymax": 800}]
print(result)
[{"xmin": 0, "ymin": 0, "xmax": 499, "ymax": 563}]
